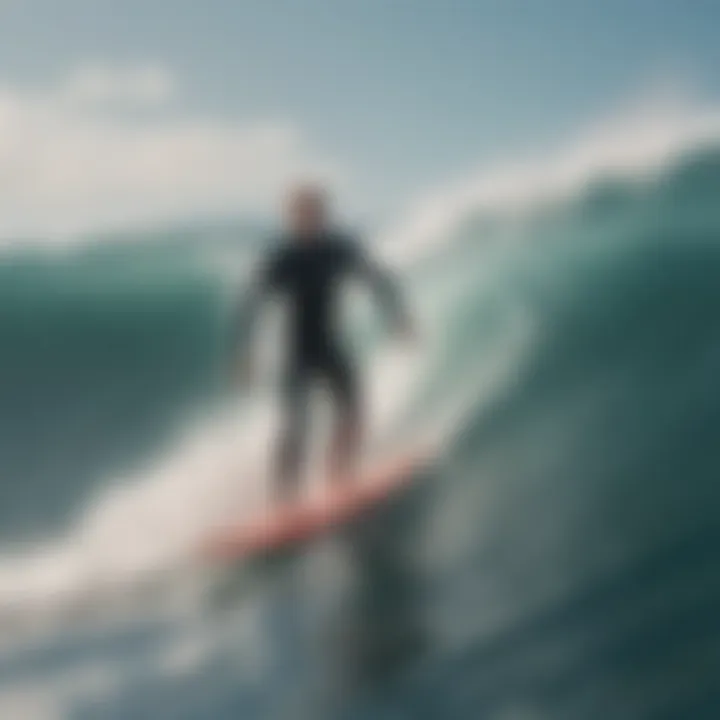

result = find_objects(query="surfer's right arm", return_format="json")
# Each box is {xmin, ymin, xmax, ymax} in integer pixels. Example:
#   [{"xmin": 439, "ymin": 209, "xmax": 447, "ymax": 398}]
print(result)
[{"xmin": 234, "ymin": 249, "xmax": 284, "ymax": 387}]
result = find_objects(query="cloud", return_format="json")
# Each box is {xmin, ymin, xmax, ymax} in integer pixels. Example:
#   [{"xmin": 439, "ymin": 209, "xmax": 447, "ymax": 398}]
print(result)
[
  {"xmin": 58, "ymin": 63, "xmax": 177, "ymax": 108},
  {"xmin": 0, "ymin": 64, "xmax": 339, "ymax": 242}
]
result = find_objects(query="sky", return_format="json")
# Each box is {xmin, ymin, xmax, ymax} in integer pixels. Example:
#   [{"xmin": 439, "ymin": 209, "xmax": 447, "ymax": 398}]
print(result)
[{"xmin": 0, "ymin": 0, "xmax": 718, "ymax": 236}]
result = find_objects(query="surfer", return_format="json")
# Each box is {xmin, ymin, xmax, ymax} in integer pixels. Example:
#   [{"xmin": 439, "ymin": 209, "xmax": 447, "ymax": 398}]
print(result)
[{"xmin": 239, "ymin": 185, "xmax": 414, "ymax": 504}]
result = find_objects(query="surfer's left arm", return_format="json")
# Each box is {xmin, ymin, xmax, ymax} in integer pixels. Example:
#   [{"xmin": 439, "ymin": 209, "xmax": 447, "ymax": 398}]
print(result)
[{"xmin": 351, "ymin": 242, "xmax": 415, "ymax": 340}]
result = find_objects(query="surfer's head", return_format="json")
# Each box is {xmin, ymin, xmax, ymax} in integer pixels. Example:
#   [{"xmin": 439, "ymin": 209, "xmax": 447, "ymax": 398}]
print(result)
[{"xmin": 285, "ymin": 183, "xmax": 328, "ymax": 239}]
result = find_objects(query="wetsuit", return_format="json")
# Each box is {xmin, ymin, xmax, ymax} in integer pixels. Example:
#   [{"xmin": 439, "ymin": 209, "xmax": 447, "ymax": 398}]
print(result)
[{"xmin": 245, "ymin": 231, "xmax": 406, "ymax": 498}]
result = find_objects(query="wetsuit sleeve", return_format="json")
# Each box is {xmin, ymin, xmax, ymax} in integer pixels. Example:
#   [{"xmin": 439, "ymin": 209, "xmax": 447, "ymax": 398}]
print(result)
[
  {"xmin": 349, "ymin": 242, "xmax": 410, "ymax": 332},
  {"xmin": 232, "ymin": 249, "xmax": 285, "ymax": 352}
]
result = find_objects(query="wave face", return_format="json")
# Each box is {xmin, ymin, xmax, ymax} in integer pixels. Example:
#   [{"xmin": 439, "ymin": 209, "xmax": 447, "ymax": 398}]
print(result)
[
  {"xmin": 0, "ymin": 238, "xmax": 228, "ymax": 541},
  {"xmin": 1, "ymin": 139, "xmax": 720, "ymax": 718}
]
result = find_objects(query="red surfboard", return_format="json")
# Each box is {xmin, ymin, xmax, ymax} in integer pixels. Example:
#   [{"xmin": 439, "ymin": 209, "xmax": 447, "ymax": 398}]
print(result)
[{"xmin": 201, "ymin": 451, "xmax": 426, "ymax": 562}]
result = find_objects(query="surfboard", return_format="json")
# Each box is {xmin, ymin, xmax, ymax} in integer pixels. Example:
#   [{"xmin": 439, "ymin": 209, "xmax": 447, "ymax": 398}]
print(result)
[{"xmin": 201, "ymin": 451, "xmax": 427, "ymax": 562}]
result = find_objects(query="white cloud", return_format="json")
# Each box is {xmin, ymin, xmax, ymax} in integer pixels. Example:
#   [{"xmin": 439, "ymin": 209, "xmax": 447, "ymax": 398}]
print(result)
[
  {"xmin": 59, "ymin": 63, "xmax": 177, "ymax": 108},
  {"xmin": 0, "ymin": 64, "xmax": 339, "ymax": 241}
]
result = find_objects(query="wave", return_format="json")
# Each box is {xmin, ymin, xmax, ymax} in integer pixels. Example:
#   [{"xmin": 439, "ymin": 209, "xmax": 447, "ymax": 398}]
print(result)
[
  {"xmin": 380, "ymin": 100, "xmax": 720, "ymax": 263},
  {"xmin": 1, "ymin": 106, "xmax": 720, "ymax": 652}
]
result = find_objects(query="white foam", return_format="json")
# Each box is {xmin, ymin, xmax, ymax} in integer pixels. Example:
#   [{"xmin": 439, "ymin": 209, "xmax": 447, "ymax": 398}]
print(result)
[
  {"xmin": 0, "ymin": 336, "xmax": 427, "ymax": 636},
  {"xmin": 0, "ymin": 404, "xmax": 272, "ymax": 631},
  {"xmin": 0, "ymin": 660, "xmax": 120, "ymax": 720}
]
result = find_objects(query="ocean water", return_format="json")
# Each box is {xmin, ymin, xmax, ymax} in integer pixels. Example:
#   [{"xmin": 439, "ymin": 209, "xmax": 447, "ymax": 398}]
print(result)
[{"xmin": 1, "ymin": 123, "xmax": 720, "ymax": 719}]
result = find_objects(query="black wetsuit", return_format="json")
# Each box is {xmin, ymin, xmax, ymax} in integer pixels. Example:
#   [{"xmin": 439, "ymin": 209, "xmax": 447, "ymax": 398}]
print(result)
[{"xmin": 246, "ymin": 231, "xmax": 405, "ymax": 496}]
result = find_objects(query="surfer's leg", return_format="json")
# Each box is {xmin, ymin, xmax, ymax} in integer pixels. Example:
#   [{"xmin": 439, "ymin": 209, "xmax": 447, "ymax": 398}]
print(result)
[
  {"xmin": 276, "ymin": 366, "xmax": 310, "ymax": 504},
  {"xmin": 325, "ymin": 352, "xmax": 361, "ymax": 483}
]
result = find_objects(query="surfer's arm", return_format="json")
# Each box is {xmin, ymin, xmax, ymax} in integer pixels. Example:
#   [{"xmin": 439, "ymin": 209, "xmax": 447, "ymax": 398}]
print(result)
[
  {"xmin": 233, "ymin": 252, "xmax": 283, "ymax": 384},
  {"xmin": 352, "ymin": 244, "xmax": 414, "ymax": 337}
]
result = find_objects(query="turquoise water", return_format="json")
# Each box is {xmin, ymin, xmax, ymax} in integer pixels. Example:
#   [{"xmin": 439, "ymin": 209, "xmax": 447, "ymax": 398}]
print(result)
[{"xmin": 0, "ymin": 143, "xmax": 720, "ymax": 719}]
